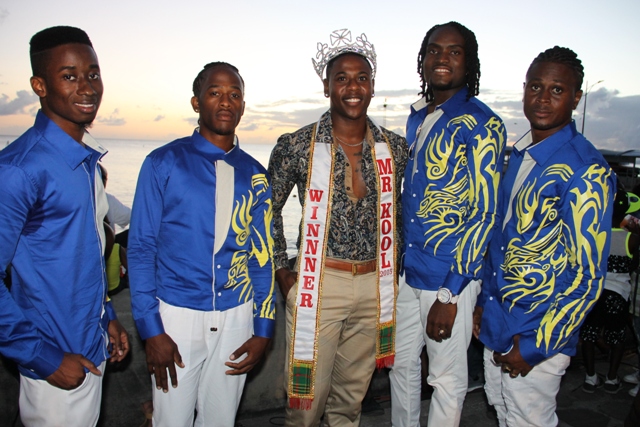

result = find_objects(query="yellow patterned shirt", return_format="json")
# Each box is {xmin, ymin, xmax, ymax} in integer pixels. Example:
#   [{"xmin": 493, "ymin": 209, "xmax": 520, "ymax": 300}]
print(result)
[{"xmin": 479, "ymin": 122, "xmax": 614, "ymax": 365}]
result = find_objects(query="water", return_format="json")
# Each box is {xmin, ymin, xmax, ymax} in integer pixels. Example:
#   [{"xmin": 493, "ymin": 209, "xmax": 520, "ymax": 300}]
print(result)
[{"xmin": 1, "ymin": 135, "xmax": 302, "ymax": 259}]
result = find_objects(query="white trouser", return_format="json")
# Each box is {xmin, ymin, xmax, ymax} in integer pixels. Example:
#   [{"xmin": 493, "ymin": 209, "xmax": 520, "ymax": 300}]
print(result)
[
  {"xmin": 483, "ymin": 347, "xmax": 570, "ymax": 427},
  {"xmin": 390, "ymin": 275, "xmax": 479, "ymax": 427},
  {"xmin": 152, "ymin": 300, "xmax": 253, "ymax": 427},
  {"xmin": 19, "ymin": 361, "xmax": 106, "ymax": 427}
]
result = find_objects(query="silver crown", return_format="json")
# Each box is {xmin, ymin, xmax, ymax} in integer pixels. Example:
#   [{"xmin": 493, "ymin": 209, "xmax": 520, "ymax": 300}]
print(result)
[{"xmin": 312, "ymin": 29, "xmax": 377, "ymax": 81}]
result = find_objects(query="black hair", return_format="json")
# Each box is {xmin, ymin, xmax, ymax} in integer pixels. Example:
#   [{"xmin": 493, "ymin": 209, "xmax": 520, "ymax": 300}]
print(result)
[
  {"xmin": 192, "ymin": 62, "xmax": 244, "ymax": 97},
  {"xmin": 527, "ymin": 46, "xmax": 584, "ymax": 92},
  {"xmin": 417, "ymin": 21, "xmax": 480, "ymax": 102},
  {"xmin": 30, "ymin": 26, "xmax": 93, "ymax": 77},
  {"xmin": 325, "ymin": 52, "xmax": 372, "ymax": 80}
]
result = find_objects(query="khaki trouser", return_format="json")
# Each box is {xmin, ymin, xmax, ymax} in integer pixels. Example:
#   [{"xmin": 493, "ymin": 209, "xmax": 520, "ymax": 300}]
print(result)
[{"xmin": 285, "ymin": 267, "xmax": 378, "ymax": 427}]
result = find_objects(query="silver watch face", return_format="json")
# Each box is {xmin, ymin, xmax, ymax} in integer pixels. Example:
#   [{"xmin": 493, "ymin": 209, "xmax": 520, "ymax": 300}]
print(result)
[{"xmin": 437, "ymin": 288, "xmax": 451, "ymax": 304}]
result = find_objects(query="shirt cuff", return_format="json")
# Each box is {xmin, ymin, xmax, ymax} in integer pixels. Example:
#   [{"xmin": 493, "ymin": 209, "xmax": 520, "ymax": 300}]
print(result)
[
  {"xmin": 516, "ymin": 332, "xmax": 547, "ymax": 366},
  {"xmin": 135, "ymin": 312, "xmax": 165, "ymax": 340},
  {"xmin": 23, "ymin": 341, "xmax": 65, "ymax": 379},
  {"xmin": 442, "ymin": 270, "xmax": 472, "ymax": 296},
  {"xmin": 253, "ymin": 317, "xmax": 275, "ymax": 339},
  {"xmin": 104, "ymin": 301, "xmax": 117, "ymax": 322}
]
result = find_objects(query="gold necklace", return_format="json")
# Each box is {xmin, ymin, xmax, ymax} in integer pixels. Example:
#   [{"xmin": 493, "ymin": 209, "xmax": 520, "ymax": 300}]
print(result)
[{"xmin": 333, "ymin": 133, "xmax": 364, "ymax": 147}]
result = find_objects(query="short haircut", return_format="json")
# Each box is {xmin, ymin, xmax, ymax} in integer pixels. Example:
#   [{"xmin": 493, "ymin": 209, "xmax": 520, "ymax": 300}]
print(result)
[
  {"xmin": 417, "ymin": 21, "xmax": 480, "ymax": 102},
  {"xmin": 192, "ymin": 62, "xmax": 245, "ymax": 97},
  {"xmin": 30, "ymin": 26, "xmax": 93, "ymax": 76},
  {"xmin": 527, "ymin": 46, "xmax": 584, "ymax": 91},
  {"xmin": 325, "ymin": 52, "xmax": 372, "ymax": 80}
]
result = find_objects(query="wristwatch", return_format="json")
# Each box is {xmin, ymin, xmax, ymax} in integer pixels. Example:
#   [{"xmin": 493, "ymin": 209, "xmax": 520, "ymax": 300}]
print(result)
[{"xmin": 436, "ymin": 287, "xmax": 459, "ymax": 304}]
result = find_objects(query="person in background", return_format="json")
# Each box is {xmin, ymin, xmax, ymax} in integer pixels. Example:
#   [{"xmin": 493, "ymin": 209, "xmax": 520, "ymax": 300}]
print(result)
[
  {"xmin": 389, "ymin": 21, "xmax": 506, "ymax": 427},
  {"xmin": 580, "ymin": 187, "xmax": 639, "ymax": 394},
  {"xmin": 0, "ymin": 26, "xmax": 129, "ymax": 427},
  {"xmin": 269, "ymin": 29, "xmax": 407, "ymax": 426},
  {"xmin": 128, "ymin": 61, "xmax": 275, "ymax": 427},
  {"xmin": 476, "ymin": 46, "xmax": 615, "ymax": 426}
]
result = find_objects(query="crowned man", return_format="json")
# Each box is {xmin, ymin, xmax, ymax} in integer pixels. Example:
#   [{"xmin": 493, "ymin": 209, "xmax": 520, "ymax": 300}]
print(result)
[{"xmin": 268, "ymin": 29, "xmax": 408, "ymax": 426}]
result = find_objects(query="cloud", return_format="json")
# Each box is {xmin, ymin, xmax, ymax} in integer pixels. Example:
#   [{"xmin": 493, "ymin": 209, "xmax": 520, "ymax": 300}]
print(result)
[
  {"xmin": 239, "ymin": 123, "xmax": 258, "ymax": 131},
  {"xmin": 0, "ymin": 90, "xmax": 39, "ymax": 115},
  {"xmin": 97, "ymin": 109, "xmax": 126, "ymax": 126},
  {"xmin": 480, "ymin": 88, "xmax": 640, "ymax": 151},
  {"xmin": 183, "ymin": 117, "xmax": 198, "ymax": 127},
  {"xmin": 153, "ymin": 115, "xmax": 165, "ymax": 122}
]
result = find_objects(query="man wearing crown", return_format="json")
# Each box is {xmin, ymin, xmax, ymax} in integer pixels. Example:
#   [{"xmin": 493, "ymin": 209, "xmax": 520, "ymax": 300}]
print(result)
[
  {"xmin": 389, "ymin": 22, "xmax": 506, "ymax": 427},
  {"xmin": 268, "ymin": 29, "xmax": 408, "ymax": 426}
]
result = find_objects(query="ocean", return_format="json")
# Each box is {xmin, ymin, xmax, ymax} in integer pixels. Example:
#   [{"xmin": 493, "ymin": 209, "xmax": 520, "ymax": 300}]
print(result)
[{"xmin": 1, "ymin": 135, "xmax": 302, "ymax": 258}]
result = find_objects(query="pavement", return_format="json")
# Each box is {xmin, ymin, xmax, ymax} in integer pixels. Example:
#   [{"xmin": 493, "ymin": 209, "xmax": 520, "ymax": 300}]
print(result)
[{"xmin": 1, "ymin": 287, "xmax": 638, "ymax": 427}]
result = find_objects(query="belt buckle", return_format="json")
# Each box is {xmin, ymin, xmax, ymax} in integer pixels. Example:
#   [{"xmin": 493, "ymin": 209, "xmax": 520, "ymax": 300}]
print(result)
[{"xmin": 352, "ymin": 263, "xmax": 358, "ymax": 276}]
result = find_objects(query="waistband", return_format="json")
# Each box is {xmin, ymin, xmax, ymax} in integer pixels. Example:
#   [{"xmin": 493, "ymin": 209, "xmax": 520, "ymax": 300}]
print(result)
[{"xmin": 324, "ymin": 258, "xmax": 377, "ymax": 276}]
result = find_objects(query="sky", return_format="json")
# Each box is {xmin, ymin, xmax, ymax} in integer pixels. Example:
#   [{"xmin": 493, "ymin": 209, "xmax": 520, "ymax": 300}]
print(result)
[{"xmin": 0, "ymin": 0, "xmax": 639, "ymax": 151}]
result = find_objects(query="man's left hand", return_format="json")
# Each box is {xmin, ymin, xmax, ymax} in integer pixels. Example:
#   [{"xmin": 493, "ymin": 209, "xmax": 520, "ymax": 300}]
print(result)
[
  {"xmin": 426, "ymin": 300, "xmax": 457, "ymax": 342},
  {"xmin": 108, "ymin": 319, "xmax": 130, "ymax": 362},
  {"xmin": 225, "ymin": 336, "xmax": 270, "ymax": 375},
  {"xmin": 493, "ymin": 335, "xmax": 533, "ymax": 378}
]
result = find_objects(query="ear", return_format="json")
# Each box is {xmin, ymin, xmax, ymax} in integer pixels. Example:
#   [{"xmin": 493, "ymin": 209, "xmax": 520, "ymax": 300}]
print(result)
[
  {"xmin": 572, "ymin": 90, "xmax": 583, "ymax": 110},
  {"xmin": 190, "ymin": 96, "xmax": 199, "ymax": 113},
  {"xmin": 372, "ymin": 78, "xmax": 376, "ymax": 95},
  {"xmin": 323, "ymin": 79, "xmax": 329, "ymax": 97},
  {"xmin": 240, "ymin": 100, "xmax": 245, "ymax": 117},
  {"xmin": 30, "ymin": 76, "xmax": 46, "ymax": 98},
  {"xmin": 522, "ymin": 82, "xmax": 526, "ymax": 102}
]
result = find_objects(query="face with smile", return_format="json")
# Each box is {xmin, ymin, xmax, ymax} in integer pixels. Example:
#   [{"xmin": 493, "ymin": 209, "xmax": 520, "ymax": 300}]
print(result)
[
  {"xmin": 30, "ymin": 43, "xmax": 102, "ymax": 142},
  {"xmin": 324, "ymin": 53, "xmax": 374, "ymax": 122},
  {"xmin": 422, "ymin": 26, "xmax": 467, "ymax": 103},
  {"xmin": 523, "ymin": 61, "xmax": 582, "ymax": 144},
  {"xmin": 191, "ymin": 65, "xmax": 245, "ymax": 148}
]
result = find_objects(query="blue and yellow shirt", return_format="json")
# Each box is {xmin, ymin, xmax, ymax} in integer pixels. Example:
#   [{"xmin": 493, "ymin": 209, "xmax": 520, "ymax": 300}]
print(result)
[
  {"xmin": 479, "ymin": 121, "xmax": 614, "ymax": 366},
  {"xmin": 403, "ymin": 87, "xmax": 506, "ymax": 294},
  {"xmin": 128, "ymin": 130, "xmax": 276, "ymax": 340}
]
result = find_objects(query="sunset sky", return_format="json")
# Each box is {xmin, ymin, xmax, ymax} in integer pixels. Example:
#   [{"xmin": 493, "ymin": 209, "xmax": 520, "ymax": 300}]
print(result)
[{"xmin": 1, "ymin": 0, "xmax": 638, "ymax": 150}]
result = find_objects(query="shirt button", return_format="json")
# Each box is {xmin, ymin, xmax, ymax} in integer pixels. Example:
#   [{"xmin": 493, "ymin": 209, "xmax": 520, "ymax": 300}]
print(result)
[
  {"xmin": 500, "ymin": 246, "xmax": 504, "ymax": 251},
  {"xmin": 489, "ymin": 297, "xmax": 493, "ymax": 301},
  {"xmin": 411, "ymin": 219, "xmax": 414, "ymax": 223},
  {"xmin": 346, "ymin": 186, "xmax": 351, "ymax": 190},
  {"xmin": 218, "ymin": 292, "xmax": 222, "ymax": 297},
  {"xmin": 346, "ymin": 163, "xmax": 350, "ymax": 167},
  {"xmin": 217, "ymin": 265, "xmax": 221, "ymax": 269},
  {"xmin": 412, "ymin": 193, "xmax": 416, "ymax": 197},
  {"xmin": 408, "ymin": 243, "xmax": 413, "ymax": 248},
  {"xmin": 493, "ymin": 272, "xmax": 497, "ymax": 276}
]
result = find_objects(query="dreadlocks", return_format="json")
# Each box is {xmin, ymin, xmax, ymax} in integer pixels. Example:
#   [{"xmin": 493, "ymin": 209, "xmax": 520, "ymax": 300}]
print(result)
[
  {"xmin": 528, "ymin": 46, "xmax": 584, "ymax": 91},
  {"xmin": 192, "ymin": 62, "xmax": 245, "ymax": 97},
  {"xmin": 416, "ymin": 22, "xmax": 480, "ymax": 102}
]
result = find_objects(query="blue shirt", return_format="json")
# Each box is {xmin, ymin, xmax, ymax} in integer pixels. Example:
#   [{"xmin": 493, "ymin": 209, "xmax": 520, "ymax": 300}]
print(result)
[
  {"xmin": 128, "ymin": 130, "xmax": 276, "ymax": 340},
  {"xmin": 0, "ymin": 111, "xmax": 113, "ymax": 379},
  {"xmin": 402, "ymin": 88, "xmax": 506, "ymax": 294},
  {"xmin": 479, "ymin": 122, "xmax": 615, "ymax": 366}
]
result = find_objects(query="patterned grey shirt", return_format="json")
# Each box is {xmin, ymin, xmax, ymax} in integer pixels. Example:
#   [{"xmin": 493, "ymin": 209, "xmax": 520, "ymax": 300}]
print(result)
[{"xmin": 268, "ymin": 111, "xmax": 408, "ymax": 271}]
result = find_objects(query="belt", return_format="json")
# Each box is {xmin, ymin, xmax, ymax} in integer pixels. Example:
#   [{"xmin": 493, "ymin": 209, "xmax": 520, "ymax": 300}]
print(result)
[{"xmin": 324, "ymin": 258, "xmax": 377, "ymax": 276}]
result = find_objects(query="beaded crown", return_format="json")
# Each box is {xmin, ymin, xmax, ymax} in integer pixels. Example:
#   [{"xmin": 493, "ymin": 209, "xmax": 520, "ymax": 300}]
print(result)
[{"xmin": 312, "ymin": 29, "xmax": 377, "ymax": 81}]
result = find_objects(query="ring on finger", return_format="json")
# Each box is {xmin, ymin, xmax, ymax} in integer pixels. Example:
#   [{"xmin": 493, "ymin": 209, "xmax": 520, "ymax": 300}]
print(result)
[
  {"xmin": 439, "ymin": 329, "xmax": 445, "ymax": 336},
  {"xmin": 509, "ymin": 372, "xmax": 518, "ymax": 378},
  {"xmin": 503, "ymin": 366, "xmax": 512, "ymax": 373}
]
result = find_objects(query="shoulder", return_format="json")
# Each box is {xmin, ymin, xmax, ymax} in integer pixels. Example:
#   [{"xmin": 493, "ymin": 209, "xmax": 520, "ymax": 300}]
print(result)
[
  {"xmin": 236, "ymin": 148, "xmax": 268, "ymax": 175},
  {"xmin": 277, "ymin": 122, "xmax": 315, "ymax": 146},
  {"xmin": 462, "ymin": 97, "xmax": 504, "ymax": 125}
]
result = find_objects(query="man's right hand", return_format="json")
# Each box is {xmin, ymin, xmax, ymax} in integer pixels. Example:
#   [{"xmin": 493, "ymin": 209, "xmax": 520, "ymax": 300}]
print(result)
[
  {"xmin": 275, "ymin": 267, "xmax": 297, "ymax": 299},
  {"xmin": 145, "ymin": 333, "xmax": 184, "ymax": 393},
  {"xmin": 46, "ymin": 353, "xmax": 102, "ymax": 390}
]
